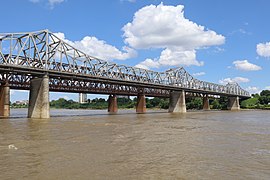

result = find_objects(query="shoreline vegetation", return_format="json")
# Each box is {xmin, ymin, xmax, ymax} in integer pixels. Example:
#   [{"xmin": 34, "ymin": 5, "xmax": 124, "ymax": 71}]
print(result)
[
  {"xmin": 240, "ymin": 90, "xmax": 270, "ymax": 110},
  {"xmin": 10, "ymin": 90, "xmax": 270, "ymax": 110}
]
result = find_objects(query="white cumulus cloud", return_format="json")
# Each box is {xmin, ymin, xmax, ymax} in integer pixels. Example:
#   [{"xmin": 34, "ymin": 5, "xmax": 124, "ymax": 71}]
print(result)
[
  {"xmin": 29, "ymin": 0, "xmax": 40, "ymax": 3},
  {"xmin": 257, "ymin": 42, "xmax": 270, "ymax": 57},
  {"xmin": 122, "ymin": 3, "xmax": 225, "ymax": 69},
  {"xmin": 135, "ymin": 58, "xmax": 159, "ymax": 70},
  {"xmin": 193, "ymin": 72, "xmax": 206, "ymax": 76},
  {"xmin": 219, "ymin": 77, "xmax": 250, "ymax": 84},
  {"xmin": 53, "ymin": 32, "xmax": 137, "ymax": 61},
  {"xmin": 232, "ymin": 60, "xmax": 262, "ymax": 71},
  {"xmin": 136, "ymin": 49, "xmax": 203, "ymax": 69},
  {"xmin": 29, "ymin": 0, "xmax": 65, "ymax": 8},
  {"xmin": 48, "ymin": 0, "xmax": 65, "ymax": 8},
  {"xmin": 121, "ymin": 0, "xmax": 136, "ymax": 3},
  {"xmin": 246, "ymin": 86, "xmax": 260, "ymax": 94}
]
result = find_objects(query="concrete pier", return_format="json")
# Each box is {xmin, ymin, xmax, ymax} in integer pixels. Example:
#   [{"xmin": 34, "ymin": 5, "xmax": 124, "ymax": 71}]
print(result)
[
  {"xmin": 136, "ymin": 94, "xmax": 146, "ymax": 113},
  {"xmin": 28, "ymin": 75, "xmax": 50, "ymax": 119},
  {"xmin": 227, "ymin": 96, "xmax": 240, "ymax": 110},
  {"xmin": 203, "ymin": 95, "xmax": 210, "ymax": 110},
  {"xmin": 0, "ymin": 83, "xmax": 10, "ymax": 117},
  {"xmin": 108, "ymin": 94, "xmax": 118, "ymax": 113},
  {"xmin": 168, "ymin": 90, "xmax": 186, "ymax": 113}
]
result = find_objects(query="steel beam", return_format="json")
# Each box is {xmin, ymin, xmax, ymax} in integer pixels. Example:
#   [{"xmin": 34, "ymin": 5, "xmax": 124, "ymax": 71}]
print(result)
[{"xmin": 0, "ymin": 30, "xmax": 250, "ymax": 101}]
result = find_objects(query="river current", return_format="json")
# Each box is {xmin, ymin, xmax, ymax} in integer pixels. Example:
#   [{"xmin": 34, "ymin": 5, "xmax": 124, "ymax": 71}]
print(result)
[{"xmin": 0, "ymin": 109, "xmax": 270, "ymax": 179}]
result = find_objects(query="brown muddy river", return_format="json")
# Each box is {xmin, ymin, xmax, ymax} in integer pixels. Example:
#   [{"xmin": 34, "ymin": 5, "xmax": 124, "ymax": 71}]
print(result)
[{"xmin": 0, "ymin": 109, "xmax": 270, "ymax": 180}]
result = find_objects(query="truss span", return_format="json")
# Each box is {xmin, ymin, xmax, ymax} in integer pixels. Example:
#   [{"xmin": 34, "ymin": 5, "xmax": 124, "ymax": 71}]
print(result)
[{"xmin": 0, "ymin": 30, "xmax": 250, "ymax": 98}]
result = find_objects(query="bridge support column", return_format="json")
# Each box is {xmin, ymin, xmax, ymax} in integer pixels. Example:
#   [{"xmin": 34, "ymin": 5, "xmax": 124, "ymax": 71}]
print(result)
[
  {"xmin": 227, "ymin": 96, "xmax": 240, "ymax": 110},
  {"xmin": 108, "ymin": 95, "xmax": 118, "ymax": 113},
  {"xmin": 136, "ymin": 94, "xmax": 146, "ymax": 113},
  {"xmin": 28, "ymin": 75, "xmax": 50, "ymax": 119},
  {"xmin": 203, "ymin": 94, "xmax": 210, "ymax": 110},
  {"xmin": 0, "ymin": 83, "xmax": 10, "ymax": 117},
  {"xmin": 169, "ymin": 90, "xmax": 186, "ymax": 113}
]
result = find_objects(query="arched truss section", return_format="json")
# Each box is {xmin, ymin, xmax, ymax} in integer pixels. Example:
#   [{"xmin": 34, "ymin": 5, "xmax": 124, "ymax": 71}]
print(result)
[{"xmin": 0, "ymin": 30, "xmax": 250, "ymax": 97}]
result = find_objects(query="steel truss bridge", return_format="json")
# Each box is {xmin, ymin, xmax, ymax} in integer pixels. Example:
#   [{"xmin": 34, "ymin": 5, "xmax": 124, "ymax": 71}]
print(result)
[{"xmin": 0, "ymin": 30, "xmax": 250, "ymax": 98}]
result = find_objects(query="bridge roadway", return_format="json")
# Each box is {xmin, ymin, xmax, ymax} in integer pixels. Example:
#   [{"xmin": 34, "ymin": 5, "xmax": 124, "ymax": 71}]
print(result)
[{"xmin": 0, "ymin": 30, "xmax": 250, "ymax": 118}]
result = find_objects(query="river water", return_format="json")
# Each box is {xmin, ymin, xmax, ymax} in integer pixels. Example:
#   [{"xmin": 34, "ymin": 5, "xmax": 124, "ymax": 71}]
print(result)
[{"xmin": 0, "ymin": 109, "xmax": 270, "ymax": 180}]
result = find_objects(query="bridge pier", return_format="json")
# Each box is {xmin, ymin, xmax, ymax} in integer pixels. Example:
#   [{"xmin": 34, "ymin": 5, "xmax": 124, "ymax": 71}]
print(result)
[
  {"xmin": 227, "ymin": 96, "xmax": 240, "ymax": 110},
  {"xmin": 203, "ymin": 94, "xmax": 210, "ymax": 110},
  {"xmin": 28, "ymin": 75, "xmax": 50, "ymax": 119},
  {"xmin": 108, "ymin": 94, "xmax": 118, "ymax": 113},
  {"xmin": 136, "ymin": 94, "xmax": 146, "ymax": 113},
  {"xmin": 0, "ymin": 83, "xmax": 10, "ymax": 117},
  {"xmin": 169, "ymin": 90, "xmax": 186, "ymax": 113}
]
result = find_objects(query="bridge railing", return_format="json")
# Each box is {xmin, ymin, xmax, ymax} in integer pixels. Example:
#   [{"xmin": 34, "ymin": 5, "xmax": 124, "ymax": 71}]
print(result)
[{"xmin": 0, "ymin": 30, "xmax": 250, "ymax": 97}]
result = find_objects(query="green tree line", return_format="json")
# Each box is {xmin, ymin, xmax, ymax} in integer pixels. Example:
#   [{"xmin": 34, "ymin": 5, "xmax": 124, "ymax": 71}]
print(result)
[
  {"xmin": 240, "ymin": 90, "xmax": 270, "ymax": 109},
  {"xmin": 48, "ymin": 96, "xmax": 229, "ymax": 110},
  {"xmin": 49, "ymin": 97, "xmax": 170, "ymax": 110},
  {"xmin": 11, "ymin": 90, "xmax": 270, "ymax": 110}
]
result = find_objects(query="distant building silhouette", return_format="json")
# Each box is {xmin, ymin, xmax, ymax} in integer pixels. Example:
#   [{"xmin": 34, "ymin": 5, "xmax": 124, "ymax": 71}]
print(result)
[{"xmin": 79, "ymin": 93, "xmax": 87, "ymax": 104}]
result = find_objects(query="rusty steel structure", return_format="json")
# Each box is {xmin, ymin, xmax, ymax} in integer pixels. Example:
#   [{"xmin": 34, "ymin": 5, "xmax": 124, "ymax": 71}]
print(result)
[{"xmin": 0, "ymin": 30, "xmax": 250, "ymax": 98}]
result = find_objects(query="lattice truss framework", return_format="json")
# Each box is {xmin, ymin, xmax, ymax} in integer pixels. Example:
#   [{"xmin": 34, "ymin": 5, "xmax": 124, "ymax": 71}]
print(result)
[{"xmin": 0, "ymin": 30, "xmax": 250, "ymax": 97}]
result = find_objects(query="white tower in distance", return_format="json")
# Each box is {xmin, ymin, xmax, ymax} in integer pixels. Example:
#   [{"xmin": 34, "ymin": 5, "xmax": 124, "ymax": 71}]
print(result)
[{"xmin": 79, "ymin": 93, "xmax": 87, "ymax": 104}]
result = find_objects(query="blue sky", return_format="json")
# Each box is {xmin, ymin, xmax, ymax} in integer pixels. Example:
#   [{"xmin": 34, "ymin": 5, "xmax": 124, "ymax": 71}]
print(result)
[{"xmin": 2, "ymin": 0, "xmax": 270, "ymax": 102}]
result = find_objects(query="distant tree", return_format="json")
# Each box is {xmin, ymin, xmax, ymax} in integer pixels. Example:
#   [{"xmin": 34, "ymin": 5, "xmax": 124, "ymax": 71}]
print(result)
[
  {"xmin": 260, "ymin": 90, "xmax": 270, "ymax": 97},
  {"xmin": 258, "ymin": 96, "xmax": 270, "ymax": 105},
  {"xmin": 98, "ymin": 98, "xmax": 106, "ymax": 102},
  {"xmin": 149, "ymin": 97, "xmax": 162, "ymax": 107},
  {"xmin": 241, "ymin": 97, "xmax": 259, "ymax": 108},
  {"xmin": 160, "ymin": 99, "xmax": 169, "ymax": 109},
  {"xmin": 219, "ymin": 96, "xmax": 228, "ymax": 110},
  {"xmin": 211, "ymin": 99, "xmax": 221, "ymax": 109},
  {"xmin": 186, "ymin": 97, "xmax": 202, "ymax": 110},
  {"xmin": 117, "ymin": 97, "xmax": 132, "ymax": 104},
  {"xmin": 252, "ymin": 93, "xmax": 260, "ymax": 98}
]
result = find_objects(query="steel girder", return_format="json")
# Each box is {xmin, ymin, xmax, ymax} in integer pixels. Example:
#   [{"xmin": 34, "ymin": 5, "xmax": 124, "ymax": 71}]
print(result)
[{"xmin": 0, "ymin": 73, "xmax": 170, "ymax": 97}]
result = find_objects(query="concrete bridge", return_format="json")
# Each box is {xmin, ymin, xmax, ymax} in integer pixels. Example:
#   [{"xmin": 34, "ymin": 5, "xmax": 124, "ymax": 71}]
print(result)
[{"xmin": 0, "ymin": 30, "xmax": 250, "ymax": 118}]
